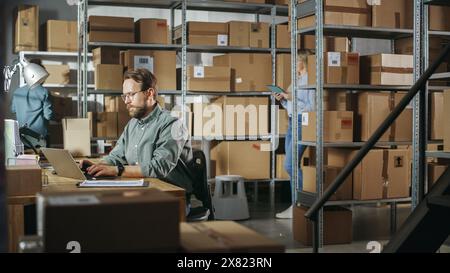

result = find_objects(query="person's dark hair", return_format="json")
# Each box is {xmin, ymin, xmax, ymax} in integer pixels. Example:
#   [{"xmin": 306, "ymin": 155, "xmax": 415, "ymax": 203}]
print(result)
[{"xmin": 124, "ymin": 68, "xmax": 158, "ymax": 94}]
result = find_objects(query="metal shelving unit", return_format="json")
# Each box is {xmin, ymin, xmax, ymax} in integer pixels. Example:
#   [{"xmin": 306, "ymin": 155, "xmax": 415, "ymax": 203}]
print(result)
[
  {"xmin": 291, "ymin": 0, "xmax": 441, "ymax": 251},
  {"xmin": 300, "ymin": 84, "xmax": 413, "ymax": 91},
  {"xmin": 426, "ymin": 151, "xmax": 450, "ymax": 159},
  {"xmin": 78, "ymin": 0, "xmax": 291, "ymax": 210}
]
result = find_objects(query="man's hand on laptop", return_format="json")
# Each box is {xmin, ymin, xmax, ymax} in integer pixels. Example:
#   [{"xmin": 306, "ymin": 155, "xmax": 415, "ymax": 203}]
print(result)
[
  {"xmin": 86, "ymin": 164, "xmax": 119, "ymax": 177},
  {"xmin": 79, "ymin": 159, "xmax": 94, "ymax": 171}
]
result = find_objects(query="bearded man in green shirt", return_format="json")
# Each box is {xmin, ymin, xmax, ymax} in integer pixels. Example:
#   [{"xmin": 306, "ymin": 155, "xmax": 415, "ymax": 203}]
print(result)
[{"xmin": 80, "ymin": 68, "xmax": 193, "ymax": 193}]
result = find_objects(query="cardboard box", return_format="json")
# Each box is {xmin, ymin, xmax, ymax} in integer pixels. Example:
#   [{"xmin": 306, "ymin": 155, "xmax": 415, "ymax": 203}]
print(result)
[
  {"xmin": 293, "ymin": 205, "xmax": 352, "ymax": 246},
  {"xmin": 180, "ymin": 221, "xmax": 284, "ymax": 253},
  {"xmin": 300, "ymin": 35, "xmax": 350, "ymax": 52},
  {"xmin": 279, "ymin": 108, "xmax": 289, "ymax": 135},
  {"xmin": 184, "ymin": 66, "xmax": 231, "ymax": 92},
  {"xmin": 104, "ymin": 96, "xmax": 127, "ymax": 113},
  {"xmin": 395, "ymin": 37, "xmax": 449, "ymax": 82},
  {"xmin": 298, "ymin": 0, "xmax": 370, "ymax": 28},
  {"xmin": 302, "ymin": 165, "xmax": 353, "ymax": 200},
  {"xmin": 276, "ymin": 54, "xmax": 291, "ymax": 91},
  {"xmin": 360, "ymin": 54, "xmax": 413, "ymax": 86},
  {"xmin": 228, "ymin": 21, "xmax": 250, "ymax": 47},
  {"xmin": 324, "ymin": 90, "xmax": 353, "ymax": 111},
  {"xmin": 214, "ymin": 96, "xmax": 269, "ymax": 137},
  {"xmin": 406, "ymin": 3, "xmax": 450, "ymax": 31},
  {"xmin": 301, "ymin": 147, "xmax": 355, "ymax": 168},
  {"xmin": 444, "ymin": 90, "xmax": 450, "ymax": 151},
  {"xmin": 44, "ymin": 64, "xmax": 70, "ymax": 85},
  {"xmin": 89, "ymin": 16, "xmax": 134, "ymax": 43},
  {"xmin": 210, "ymin": 141, "xmax": 271, "ymax": 179},
  {"xmin": 213, "ymin": 53, "xmax": 272, "ymax": 91},
  {"xmin": 174, "ymin": 22, "xmax": 228, "ymax": 46},
  {"xmin": 250, "ymin": 22, "xmax": 269, "ymax": 48},
  {"xmin": 95, "ymin": 64, "xmax": 124, "ymax": 91},
  {"xmin": 38, "ymin": 189, "xmax": 180, "ymax": 252},
  {"xmin": 93, "ymin": 47, "xmax": 120, "ymax": 66},
  {"xmin": 6, "ymin": 165, "xmax": 42, "ymax": 197},
  {"xmin": 429, "ymin": 5, "xmax": 450, "ymax": 31},
  {"xmin": 428, "ymin": 163, "xmax": 448, "ymax": 190},
  {"xmin": 275, "ymin": 0, "xmax": 289, "ymax": 5},
  {"xmin": 15, "ymin": 5, "xmax": 38, "ymax": 52},
  {"xmin": 121, "ymin": 50, "xmax": 176, "ymax": 90},
  {"xmin": 301, "ymin": 111, "xmax": 354, "ymax": 142},
  {"xmin": 353, "ymin": 149, "xmax": 411, "ymax": 200},
  {"xmin": 357, "ymin": 92, "xmax": 412, "ymax": 142},
  {"xmin": 88, "ymin": 112, "xmax": 118, "ymax": 138},
  {"xmin": 370, "ymin": 0, "xmax": 409, "ymax": 29},
  {"xmin": 430, "ymin": 92, "xmax": 444, "ymax": 140},
  {"xmin": 135, "ymin": 19, "xmax": 168, "ymax": 44},
  {"xmin": 62, "ymin": 118, "xmax": 91, "ymax": 157},
  {"xmin": 276, "ymin": 24, "xmax": 290, "ymax": 48},
  {"xmin": 276, "ymin": 154, "xmax": 290, "ymax": 179},
  {"xmin": 308, "ymin": 52, "xmax": 360, "ymax": 85},
  {"xmin": 46, "ymin": 20, "xmax": 77, "ymax": 52}
]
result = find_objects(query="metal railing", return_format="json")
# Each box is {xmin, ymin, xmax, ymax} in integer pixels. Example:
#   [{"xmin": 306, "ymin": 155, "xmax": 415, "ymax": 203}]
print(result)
[{"xmin": 304, "ymin": 43, "xmax": 450, "ymax": 253}]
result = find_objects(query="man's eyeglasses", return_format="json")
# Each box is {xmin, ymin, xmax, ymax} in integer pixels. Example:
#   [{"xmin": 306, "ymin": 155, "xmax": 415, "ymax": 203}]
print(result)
[{"xmin": 121, "ymin": 90, "xmax": 145, "ymax": 102}]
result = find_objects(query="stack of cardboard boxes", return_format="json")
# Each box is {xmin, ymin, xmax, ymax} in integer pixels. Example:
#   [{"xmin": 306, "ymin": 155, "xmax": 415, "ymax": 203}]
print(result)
[
  {"xmin": 294, "ymin": 0, "xmax": 450, "ymax": 32},
  {"xmin": 93, "ymin": 47, "xmax": 124, "ymax": 91}
]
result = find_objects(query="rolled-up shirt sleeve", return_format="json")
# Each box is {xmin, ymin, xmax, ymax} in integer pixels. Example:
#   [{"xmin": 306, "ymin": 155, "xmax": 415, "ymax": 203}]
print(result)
[{"xmin": 140, "ymin": 119, "xmax": 186, "ymax": 178}]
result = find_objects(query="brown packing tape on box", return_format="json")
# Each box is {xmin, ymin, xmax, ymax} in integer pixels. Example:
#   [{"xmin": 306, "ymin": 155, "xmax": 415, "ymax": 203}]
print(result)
[
  {"xmin": 325, "ymin": 6, "xmax": 370, "ymax": 14},
  {"xmin": 382, "ymin": 149, "xmax": 389, "ymax": 199},
  {"xmin": 388, "ymin": 92, "xmax": 396, "ymax": 142},
  {"xmin": 370, "ymin": 67, "xmax": 414, "ymax": 74}
]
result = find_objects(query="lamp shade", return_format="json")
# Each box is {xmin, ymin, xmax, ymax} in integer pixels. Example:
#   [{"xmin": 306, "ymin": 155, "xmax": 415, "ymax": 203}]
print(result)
[{"xmin": 23, "ymin": 63, "xmax": 49, "ymax": 89}]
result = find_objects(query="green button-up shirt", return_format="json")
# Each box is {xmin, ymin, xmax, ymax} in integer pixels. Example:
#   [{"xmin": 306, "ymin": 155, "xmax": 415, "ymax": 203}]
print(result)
[{"xmin": 103, "ymin": 105, "xmax": 193, "ymax": 193}]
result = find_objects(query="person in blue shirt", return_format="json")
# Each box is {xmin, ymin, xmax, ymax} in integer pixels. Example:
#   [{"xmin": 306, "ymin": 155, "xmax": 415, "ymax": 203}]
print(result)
[
  {"xmin": 10, "ymin": 59, "xmax": 53, "ymax": 148},
  {"xmin": 274, "ymin": 50, "xmax": 315, "ymax": 219}
]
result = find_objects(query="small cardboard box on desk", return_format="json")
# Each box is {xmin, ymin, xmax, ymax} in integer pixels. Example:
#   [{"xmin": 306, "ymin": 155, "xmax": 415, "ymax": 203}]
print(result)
[
  {"xmin": 37, "ymin": 188, "xmax": 180, "ymax": 252},
  {"xmin": 6, "ymin": 165, "xmax": 42, "ymax": 197},
  {"xmin": 62, "ymin": 118, "xmax": 91, "ymax": 157}
]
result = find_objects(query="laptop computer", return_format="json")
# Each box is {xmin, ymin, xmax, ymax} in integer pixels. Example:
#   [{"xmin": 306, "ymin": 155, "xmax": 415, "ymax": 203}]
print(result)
[{"xmin": 41, "ymin": 148, "xmax": 114, "ymax": 180}]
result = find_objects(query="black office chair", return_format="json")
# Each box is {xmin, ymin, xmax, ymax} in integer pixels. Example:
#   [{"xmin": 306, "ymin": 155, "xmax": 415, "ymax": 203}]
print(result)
[{"xmin": 185, "ymin": 149, "xmax": 215, "ymax": 222}]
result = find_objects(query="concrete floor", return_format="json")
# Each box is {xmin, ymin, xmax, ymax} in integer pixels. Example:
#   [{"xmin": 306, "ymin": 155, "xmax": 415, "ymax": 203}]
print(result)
[{"xmin": 231, "ymin": 182, "xmax": 450, "ymax": 253}]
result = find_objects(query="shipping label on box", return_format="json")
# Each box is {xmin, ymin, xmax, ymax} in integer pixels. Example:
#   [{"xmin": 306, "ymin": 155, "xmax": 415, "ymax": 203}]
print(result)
[{"xmin": 134, "ymin": 55, "xmax": 154, "ymax": 72}]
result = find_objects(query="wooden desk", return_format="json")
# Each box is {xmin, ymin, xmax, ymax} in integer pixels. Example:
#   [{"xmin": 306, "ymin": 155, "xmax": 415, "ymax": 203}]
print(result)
[{"xmin": 7, "ymin": 169, "xmax": 186, "ymax": 253}]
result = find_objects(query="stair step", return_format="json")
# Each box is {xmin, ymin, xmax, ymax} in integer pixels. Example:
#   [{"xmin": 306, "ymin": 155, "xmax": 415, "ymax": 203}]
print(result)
[
  {"xmin": 430, "ymin": 72, "xmax": 450, "ymax": 80},
  {"xmin": 424, "ymin": 0, "xmax": 450, "ymax": 6},
  {"xmin": 427, "ymin": 195, "xmax": 450, "ymax": 209}
]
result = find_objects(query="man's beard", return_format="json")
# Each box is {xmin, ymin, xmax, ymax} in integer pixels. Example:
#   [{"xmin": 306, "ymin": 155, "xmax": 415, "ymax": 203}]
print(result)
[{"xmin": 128, "ymin": 104, "xmax": 148, "ymax": 119}]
